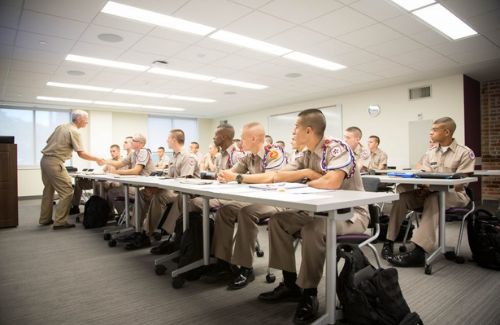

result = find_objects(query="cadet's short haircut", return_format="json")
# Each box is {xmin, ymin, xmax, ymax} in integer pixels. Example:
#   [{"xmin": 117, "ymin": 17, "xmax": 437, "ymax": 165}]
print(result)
[
  {"xmin": 170, "ymin": 129, "xmax": 185, "ymax": 145},
  {"xmin": 158, "ymin": 147, "xmax": 165, "ymax": 151},
  {"xmin": 134, "ymin": 133, "xmax": 147, "ymax": 145},
  {"xmin": 190, "ymin": 141, "xmax": 199, "ymax": 148},
  {"xmin": 217, "ymin": 123, "xmax": 235, "ymax": 140},
  {"xmin": 265, "ymin": 135, "xmax": 273, "ymax": 144},
  {"xmin": 276, "ymin": 141, "xmax": 285, "ymax": 147},
  {"xmin": 298, "ymin": 108, "xmax": 326, "ymax": 137},
  {"xmin": 369, "ymin": 135, "xmax": 380, "ymax": 145},
  {"xmin": 110, "ymin": 144, "xmax": 120, "ymax": 151},
  {"xmin": 346, "ymin": 126, "xmax": 362, "ymax": 139},
  {"xmin": 434, "ymin": 117, "xmax": 456, "ymax": 135}
]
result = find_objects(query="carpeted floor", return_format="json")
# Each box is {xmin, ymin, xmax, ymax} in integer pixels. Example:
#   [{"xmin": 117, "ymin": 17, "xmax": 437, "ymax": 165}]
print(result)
[{"xmin": 1, "ymin": 200, "xmax": 499, "ymax": 325}]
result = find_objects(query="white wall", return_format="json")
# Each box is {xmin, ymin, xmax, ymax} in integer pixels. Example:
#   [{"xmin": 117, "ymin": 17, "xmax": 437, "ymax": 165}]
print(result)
[{"xmin": 211, "ymin": 74, "xmax": 465, "ymax": 168}]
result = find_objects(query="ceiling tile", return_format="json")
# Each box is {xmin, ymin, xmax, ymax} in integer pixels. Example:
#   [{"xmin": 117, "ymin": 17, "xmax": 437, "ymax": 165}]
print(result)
[
  {"xmin": 448, "ymin": 46, "xmax": 500, "ymax": 64},
  {"xmin": 408, "ymin": 57, "xmax": 458, "ymax": 71},
  {"xmin": 366, "ymin": 37, "xmax": 425, "ymax": 57},
  {"xmin": 410, "ymin": 29, "xmax": 450, "ymax": 47},
  {"xmin": 303, "ymin": 7, "xmax": 377, "ymax": 38},
  {"xmin": 118, "ymin": 77, "xmax": 168, "ymax": 92},
  {"xmin": 191, "ymin": 64, "xmax": 237, "ymax": 78},
  {"xmin": 485, "ymin": 29, "xmax": 500, "ymax": 47},
  {"xmin": 344, "ymin": 73, "xmax": 384, "ymax": 84},
  {"xmin": 223, "ymin": 11, "xmax": 295, "ymax": 40},
  {"xmin": 130, "ymin": 36, "xmax": 190, "ymax": 57},
  {"xmin": 266, "ymin": 26, "xmax": 330, "ymax": 51},
  {"xmin": 15, "ymin": 31, "xmax": 76, "ymax": 54},
  {"xmin": 172, "ymin": 45, "xmax": 230, "ymax": 65},
  {"xmin": 259, "ymin": 0, "xmax": 343, "ymax": 25},
  {"xmin": 19, "ymin": 10, "xmax": 88, "ymax": 40},
  {"xmin": 383, "ymin": 14, "xmax": 429, "ymax": 36},
  {"xmin": 24, "ymin": 0, "xmax": 104, "ymax": 22},
  {"xmin": 0, "ymin": 4, "xmax": 22, "ymax": 29},
  {"xmin": 442, "ymin": 0, "xmax": 500, "ymax": 20},
  {"xmin": 71, "ymin": 41, "xmax": 126, "ymax": 60},
  {"xmin": 92, "ymin": 13, "xmax": 155, "ymax": 35},
  {"xmin": 304, "ymin": 39, "xmax": 357, "ymax": 60},
  {"xmin": 12, "ymin": 47, "xmax": 66, "ymax": 65},
  {"xmin": 349, "ymin": 0, "xmax": 403, "ymax": 22},
  {"xmin": 354, "ymin": 59, "xmax": 403, "ymax": 73},
  {"xmin": 211, "ymin": 54, "xmax": 262, "ymax": 70},
  {"xmin": 0, "ymin": 27, "xmax": 16, "ymax": 46},
  {"xmin": 195, "ymin": 38, "xmax": 242, "ymax": 54},
  {"xmin": 147, "ymin": 27, "xmax": 205, "ymax": 44},
  {"xmin": 79, "ymin": 24, "xmax": 146, "ymax": 49},
  {"xmin": 10, "ymin": 60, "xmax": 58, "ymax": 74},
  {"xmin": 155, "ymin": 57, "xmax": 205, "ymax": 72},
  {"xmin": 337, "ymin": 23, "xmax": 403, "ymax": 48},
  {"xmin": 0, "ymin": 58, "xmax": 10, "ymax": 69},
  {"xmin": 116, "ymin": 50, "xmax": 170, "ymax": 68},
  {"xmin": 465, "ymin": 10, "xmax": 500, "ymax": 34},
  {"xmin": 373, "ymin": 66, "xmax": 417, "ymax": 78},
  {"xmin": 432, "ymin": 36, "xmax": 493, "ymax": 56},
  {"xmin": 115, "ymin": 0, "xmax": 189, "ymax": 15},
  {"xmin": 331, "ymin": 50, "xmax": 381, "ymax": 66},
  {"xmin": 173, "ymin": 0, "xmax": 252, "ymax": 28},
  {"xmin": 390, "ymin": 48, "xmax": 444, "ymax": 65}
]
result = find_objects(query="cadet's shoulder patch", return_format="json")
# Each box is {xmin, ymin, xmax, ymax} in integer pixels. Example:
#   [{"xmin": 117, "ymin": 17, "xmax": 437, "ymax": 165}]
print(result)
[
  {"xmin": 362, "ymin": 150, "xmax": 369, "ymax": 158},
  {"xmin": 381, "ymin": 154, "xmax": 387, "ymax": 159},
  {"xmin": 332, "ymin": 147, "xmax": 341, "ymax": 157},
  {"xmin": 269, "ymin": 150, "xmax": 279, "ymax": 159},
  {"xmin": 137, "ymin": 149, "xmax": 147, "ymax": 160},
  {"xmin": 189, "ymin": 158, "xmax": 195, "ymax": 166},
  {"xmin": 469, "ymin": 150, "xmax": 475, "ymax": 160}
]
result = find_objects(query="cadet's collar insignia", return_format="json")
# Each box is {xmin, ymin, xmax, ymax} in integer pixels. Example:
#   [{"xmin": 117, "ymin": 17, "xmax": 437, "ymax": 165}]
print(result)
[{"xmin": 469, "ymin": 150, "xmax": 475, "ymax": 160}]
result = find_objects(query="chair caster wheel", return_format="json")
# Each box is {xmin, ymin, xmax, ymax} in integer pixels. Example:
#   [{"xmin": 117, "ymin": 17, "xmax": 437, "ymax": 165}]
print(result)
[
  {"xmin": 445, "ymin": 251, "xmax": 456, "ymax": 260},
  {"xmin": 424, "ymin": 264, "xmax": 432, "ymax": 275},
  {"xmin": 104, "ymin": 233, "xmax": 111, "ymax": 240},
  {"xmin": 172, "ymin": 277, "xmax": 185, "ymax": 289},
  {"xmin": 155, "ymin": 265, "xmax": 167, "ymax": 276},
  {"xmin": 108, "ymin": 239, "xmax": 117, "ymax": 247},
  {"xmin": 75, "ymin": 216, "xmax": 80, "ymax": 223},
  {"xmin": 455, "ymin": 256, "xmax": 465, "ymax": 264},
  {"xmin": 153, "ymin": 233, "xmax": 162, "ymax": 241},
  {"xmin": 266, "ymin": 274, "xmax": 276, "ymax": 283},
  {"xmin": 399, "ymin": 246, "xmax": 407, "ymax": 253},
  {"xmin": 256, "ymin": 250, "xmax": 264, "ymax": 258}
]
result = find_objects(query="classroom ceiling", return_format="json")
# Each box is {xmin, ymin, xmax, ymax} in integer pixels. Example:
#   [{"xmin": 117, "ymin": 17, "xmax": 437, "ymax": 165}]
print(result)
[{"xmin": 1, "ymin": 0, "xmax": 500, "ymax": 119}]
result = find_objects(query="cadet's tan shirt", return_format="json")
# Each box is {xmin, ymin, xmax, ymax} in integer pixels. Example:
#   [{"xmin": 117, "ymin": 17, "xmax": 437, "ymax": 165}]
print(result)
[
  {"xmin": 353, "ymin": 143, "xmax": 370, "ymax": 171},
  {"xmin": 121, "ymin": 148, "xmax": 156, "ymax": 176},
  {"xmin": 422, "ymin": 139, "xmax": 475, "ymax": 192},
  {"xmin": 362, "ymin": 148, "xmax": 388, "ymax": 172},
  {"xmin": 232, "ymin": 144, "xmax": 286, "ymax": 174},
  {"xmin": 41, "ymin": 122, "xmax": 84, "ymax": 162},
  {"xmin": 215, "ymin": 143, "xmax": 246, "ymax": 173},
  {"xmin": 286, "ymin": 137, "xmax": 369, "ymax": 222},
  {"xmin": 168, "ymin": 147, "xmax": 200, "ymax": 178},
  {"xmin": 155, "ymin": 155, "xmax": 170, "ymax": 168}
]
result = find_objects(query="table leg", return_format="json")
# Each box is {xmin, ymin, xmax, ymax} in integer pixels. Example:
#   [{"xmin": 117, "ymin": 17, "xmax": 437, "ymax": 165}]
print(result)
[{"xmin": 134, "ymin": 186, "xmax": 141, "ymax": 232}]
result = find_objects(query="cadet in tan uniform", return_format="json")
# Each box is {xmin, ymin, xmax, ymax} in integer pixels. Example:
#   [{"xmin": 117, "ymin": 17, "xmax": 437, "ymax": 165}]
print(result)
[
  {"xmin": 363, "ymin": 135, "xmax": 388, "ymax": 172},
  {"xmin": 258, "ymin": 109, "xmax": 369, "ymax": 324},
  {"xmin": 39, "ymin": 110, "xmax": 104, "ymax": 229},
  {"xmin": 155, "ymin": 146, "xmax": 170, "ymax": 170},
  {"xmin": 200, "ymin": 122, "xmax": 287, "ymax": 290},
  {"xmin": 189, "ymin": 141, "xmax": 204, "ymax": 162},
  {"xmin": 150, "ymin": 124, "xmax": 245, "ymax": 255},
  {"xmin": 383, "ymin": 117, "xmax": 475, "ymax": 267},
  {"xmin": 106, "ymin": 133, "xmax": 156, "ymax": 215},
  {"xmin": 124, "ymin": 129, "xmax": 200, "ymax": 250},
  {"xmin": 200, "ymin": 142, "xmax": 221, "ymax": 171},
  {"xmin": 343, "ymin": 126, "xmax": 370, "ymax": 170}
]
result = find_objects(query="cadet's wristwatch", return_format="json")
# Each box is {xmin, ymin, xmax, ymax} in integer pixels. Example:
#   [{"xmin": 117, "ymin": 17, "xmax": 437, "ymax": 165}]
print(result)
[{"xmin": 236, "ymin": 174, "xmax": 243, "ymax": 184}]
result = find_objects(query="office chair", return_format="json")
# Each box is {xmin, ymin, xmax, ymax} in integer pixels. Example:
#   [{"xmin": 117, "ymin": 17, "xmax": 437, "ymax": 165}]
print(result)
[
  {"xmin": 265, "ymin": 177, "xmax": 383, "ymax": 283},
  {"xmin": 398, "ymin": 187, "xmax": 475, "ymax": 264}
]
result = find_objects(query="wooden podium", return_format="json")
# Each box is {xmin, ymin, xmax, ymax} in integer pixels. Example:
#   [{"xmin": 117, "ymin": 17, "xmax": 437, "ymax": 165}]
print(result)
[{"xmin": 0, "ymin": 143, "xmax": 18, "ymax": 228}]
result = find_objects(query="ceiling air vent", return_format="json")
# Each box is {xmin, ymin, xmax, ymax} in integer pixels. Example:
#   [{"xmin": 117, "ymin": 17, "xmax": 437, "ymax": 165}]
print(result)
[{"xmin": 409, "ymin": 86, "xmax": 431, "ymax": 100}]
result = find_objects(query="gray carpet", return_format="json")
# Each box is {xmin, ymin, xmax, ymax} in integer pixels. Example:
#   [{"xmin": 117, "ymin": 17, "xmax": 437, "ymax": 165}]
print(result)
[{"xmin": 1, "ymin": 200, "xmax": 499, "ymax": 325}]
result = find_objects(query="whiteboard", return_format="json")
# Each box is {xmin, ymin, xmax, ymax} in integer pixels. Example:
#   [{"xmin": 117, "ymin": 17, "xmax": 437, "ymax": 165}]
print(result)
[{"xmin": 267, "ymin": 105, "xmax": 342, "ymax": 148}]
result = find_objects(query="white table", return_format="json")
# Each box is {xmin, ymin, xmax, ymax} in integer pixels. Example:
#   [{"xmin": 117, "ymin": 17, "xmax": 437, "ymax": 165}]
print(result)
[
  {"xmin": 362, "ymin": 175, "xmax": 477, "ymax": 274},
  {"xmin": 473, "ymin": 170, "xmax": 500, "ymax": 176}
]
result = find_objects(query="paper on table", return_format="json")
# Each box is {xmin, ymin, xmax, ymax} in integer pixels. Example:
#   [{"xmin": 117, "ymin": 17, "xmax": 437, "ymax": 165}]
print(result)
[
  {"xmin": 179, "ymin": 179, "xmax": 214, "ymax": 185},
  {"xmin": 242, "ymin": 191, "xmax": 331, "ymax": 201},
  {"xmin": 249, "ymin": 182, "xmax": 308, "ymax": 191},
  {"xmin": 285, "ymin": 187, "xmax": 336, "ymax": 194}
]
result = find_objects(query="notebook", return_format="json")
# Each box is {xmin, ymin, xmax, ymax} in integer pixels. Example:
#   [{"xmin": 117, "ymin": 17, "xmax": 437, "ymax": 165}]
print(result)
[{"xmin": 415, "ymin": 172, "xmax": 463, "ymax": 179}]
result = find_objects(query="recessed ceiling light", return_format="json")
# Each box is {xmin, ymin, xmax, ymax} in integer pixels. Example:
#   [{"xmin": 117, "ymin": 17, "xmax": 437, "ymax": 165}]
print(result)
[
  {"xmin": 47, "ymin": 82, "xmax": 112, "ymax": 92},
  {"xmin": 112, "ymin": 89, "xmax": 168, "ymax": 98},
  {"xmin": 387, "ymin": 0, "xmax": 435, "ymax": 11},
  {"xmin": 66, "ymin": 54, "xmax": 149, "ymax": 71},
  {"xmin": 39, "ymin": 41, "xmax": 47, "ymax": 45},
  {"xmin": 94, "ymin": 101, "xmax": 143, "ymax": 108},
  {"xmin": 101, "ymin": 1, "xmax": 216, "ymax": 36},
  {"xmin": 285, "ymin": 73, "xmax": 302, "ymax": 78},
  {"xmin": 143, "ymin": 105, "xmax": 185, "ymax": 111},
  {"xmin": 283, "ymin": 52, "xmax": 346, "ymax": 71},
  {"xmin": 37, "ymin": 96, "xmax": 93, "ymax": 104},
  {"xmin": 98, "ymin": 33, "xmax": 123, "ymax": 43},
  {"xmin": 169, "ymin": 95, "xmax": 216, "ymax": 103},
  {"xmin": 67, "ymin": 70, "xmax": 85, "ymax": 76},
  {"xmin": 209, "ymin": 30, "xmax": 292, "ymax": 56},
  {"xmin": 212, "ymin": 78, "xmax": 268, "ymax": 90},
  {"xmin": 148, "ymin": 67, "xmax": 215, "ymax": 81},
  {"xmin": 413, "ymin": 4, "xmax": 478, "ymax": 40},
  {"xmin": 224, "ymin": 91, "xmax": 237, "ymax": 95}
]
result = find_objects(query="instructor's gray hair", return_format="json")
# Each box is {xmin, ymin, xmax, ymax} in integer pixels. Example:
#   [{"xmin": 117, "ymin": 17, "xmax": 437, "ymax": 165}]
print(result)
[{"xmin": 72, "ymin": 110, "xmax": 88, "ymax": 122}]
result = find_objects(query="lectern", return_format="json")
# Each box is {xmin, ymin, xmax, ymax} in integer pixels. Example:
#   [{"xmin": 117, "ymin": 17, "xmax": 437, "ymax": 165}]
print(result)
[{"xmin": 0, "ymin": 140, "xmax": 18, "ymax": 228}]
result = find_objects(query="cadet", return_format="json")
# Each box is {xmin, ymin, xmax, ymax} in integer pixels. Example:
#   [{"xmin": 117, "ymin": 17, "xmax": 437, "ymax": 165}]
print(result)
[
  {"xmin": 155, "ymin": 146, "xmax": 170, "ymax": 170},
  {"xmin": 343, "ymin": 126, "xmax": 370, "ymax": 169},
  {"xmin": 363, "ymin": 135, "xmax": 388, "ymax": 172}
]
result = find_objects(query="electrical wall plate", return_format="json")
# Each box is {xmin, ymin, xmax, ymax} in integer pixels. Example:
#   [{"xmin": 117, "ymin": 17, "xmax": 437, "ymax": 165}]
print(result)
[{"xmin": 368, "ymin": 105, "xmax": 380, "ymax": 117}]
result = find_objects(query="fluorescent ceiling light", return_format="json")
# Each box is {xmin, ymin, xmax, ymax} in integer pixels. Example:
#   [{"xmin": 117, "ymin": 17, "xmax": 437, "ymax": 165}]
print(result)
[
  {"xmin": 148, "ymin": 68, "xmax": 214, "ymax": 81},
  {"xmin": 212, "ymin": 78, "xmax": 268, "ymax": 90},
  {"xmin": 143, "ymin": 105, "xmax": 185, "ymax": 111},
  {"xmin": 47, "ymin": 82, "xmax": 112, "ymax": 92},
  {"xmin": 37, "ymin": 96, "xmax": 92, "ymax": 104},
  {"xmin": 413, "ymin": 4, "xmax": 478, "ymax": 40},
  {"xmin": 66, "ymin": 54, "xmax": 149, "ymax": 71},
  {"xmin": 113, "ymin": 89, "xmax": 168, "ymax": 98},
  {"xmin": 94, "ymin": 101, "xmax": 142, "ymax": 108},
  {"xmin": 169, "ymin": 95, "xmax": 216, "ymax": 103},
  {"xmin": 101, "ymin": 1, "xmax": 215, "ymax": 36},
  {"xmin": 209, "ymin": 30, "xmax": 292, "ymax": 56},
  {"xmin": 283, "ymin": 52, "xmax": 346, "ymax": 71},
  {"xmin": 388, "ymin": 0, "xmax": 435, "ymax": 11}
]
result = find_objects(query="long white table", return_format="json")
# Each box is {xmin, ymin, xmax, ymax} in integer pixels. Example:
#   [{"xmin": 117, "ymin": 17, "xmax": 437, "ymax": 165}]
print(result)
[
  {"xmin": 72, "ymin": 174, "xmax": 399, "ymax": 325},
  {"xmin": 362, "ymin": 175, "xmax": 477, "ymax": 275}
]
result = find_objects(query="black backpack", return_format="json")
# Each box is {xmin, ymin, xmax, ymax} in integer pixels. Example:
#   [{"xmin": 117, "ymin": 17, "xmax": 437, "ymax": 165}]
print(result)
[
  {"xmin": 176, "ymin": 211, "xmax": 214, "ymax": 281},
  {"xmin": 337, "ymin": 244, "xmax": 423, "ymax": 325},
  {"xmin": 467, "ymin": 208, "xmax": 500, "ymax": 270},
  {"xmin": 82, "ymin": 195, "xmax": 110, "ymax": 229}
]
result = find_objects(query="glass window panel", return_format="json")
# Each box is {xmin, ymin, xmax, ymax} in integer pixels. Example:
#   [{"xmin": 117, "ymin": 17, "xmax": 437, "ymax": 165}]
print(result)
[
  {"xmin": 0, "ymin": 109, "xmax": 34, "ymax": 166},
  {"xmin": 148, "ymin": 117, "xmax": 172, "ymax": 151},
  {"xmin": 173, "ymin": 118, "xmax": 198, "ymax": 146}
]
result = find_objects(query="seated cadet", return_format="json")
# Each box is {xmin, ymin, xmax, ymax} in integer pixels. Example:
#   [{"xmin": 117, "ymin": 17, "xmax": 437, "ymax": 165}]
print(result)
[
  {"xmin": 232, "ymin": 138, "xmax": 241, "ymax": 150},
  {"xmin": 288, "ymin": 137, "xmax": 305, "ymax": 163},
  {"xmin": 265, "ymin": 134, "xmax": 273, "ymax": 145},
  {"xmin": 200, "ymin": 142, "xmax": 221, "ymax": 171},
  {"xmin": 189, "ymin": 141, "xmax": 204, "ymax": 162},
  {"xmin": 155, "ymin": 146, "xmax": 170, "ymax": 170},
  {"xmin": 363, "ymin": 135, "xmax": 388, "ymax": 172},
  {"xmin": 343, "ymin": 126, "xmax": 370, "ymax": 170},
  {"xmin": 150, "ymin": 124, "xmax": 245, "ymax": 255},
  {"xmin": 257, "ymin": 108, "xmax": 369, "ymax": 324},
  {"xmin": 106, "ymin": 133, "xmax": 156, "ymax": 217},
  {"xmin": 200, "ymin": 122, "xmax": 287, "ymax": 289},
  {"xmin": 276, "ymin": 140, "xmax": 290, "ymax": 162},
  {"xmin": 383, "ymin": 117, "xmax": 475, "ymax": 265},
  {"xmin": 124, "ymin": 129, "xmax": 200, "ymax": 250}
]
